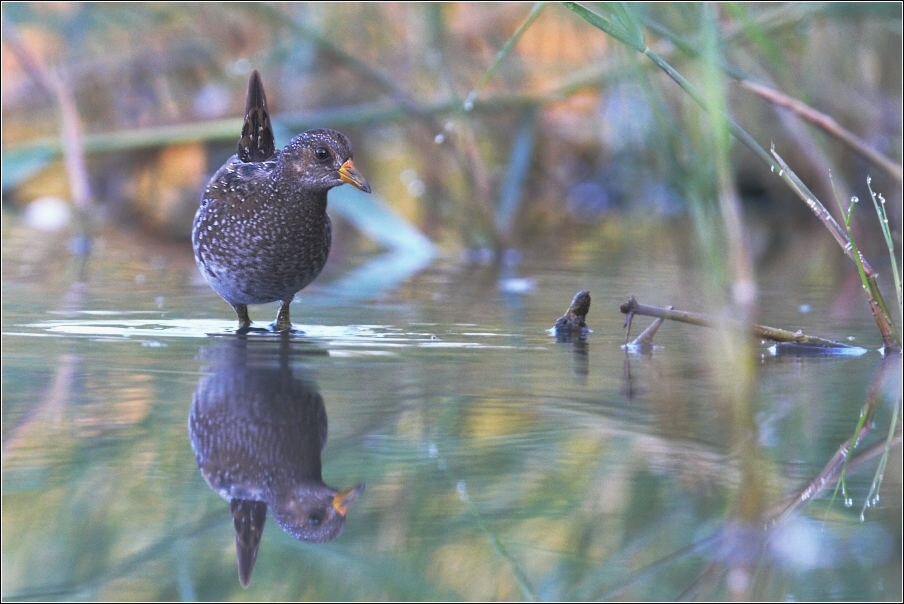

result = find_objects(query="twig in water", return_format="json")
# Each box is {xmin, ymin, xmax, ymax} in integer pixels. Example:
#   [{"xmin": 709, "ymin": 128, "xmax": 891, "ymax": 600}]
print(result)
[
  {"xmin": 625, "ymin": 312, "xmax": 668, "ymax": 351},
  {"xmin": 619, "ymin": 296, "xmax": 855, "ymax": 348}
]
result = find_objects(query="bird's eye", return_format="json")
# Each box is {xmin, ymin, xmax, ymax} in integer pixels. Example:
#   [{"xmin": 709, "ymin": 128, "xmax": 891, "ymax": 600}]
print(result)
[
  {"xmin": 308, "ymin": 512, "xmax": 324, "ymax": 527},
  {"xmin": 314, "ymin": 147, "xmax": 330, "ymax": 162}
]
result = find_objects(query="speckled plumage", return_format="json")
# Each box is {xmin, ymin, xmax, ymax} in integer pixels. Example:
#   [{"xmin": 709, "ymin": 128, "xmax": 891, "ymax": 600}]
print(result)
[
  {"xmin": 192, "ymin": 70, "xmax": 370, "ymax": 331},
  {"xmin": 189, "ymin": 338, "xmax": 363, "ymax": 586}
]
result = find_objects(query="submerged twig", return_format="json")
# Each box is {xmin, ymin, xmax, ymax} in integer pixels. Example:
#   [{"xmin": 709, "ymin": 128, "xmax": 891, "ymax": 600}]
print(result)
[
  {"xmin": 626, "ymin": 313, "xmax": 668, "ymax": 349},
  {"xmin": 619, "ymin": 296, "xmax": 855, "ymax": 348}
]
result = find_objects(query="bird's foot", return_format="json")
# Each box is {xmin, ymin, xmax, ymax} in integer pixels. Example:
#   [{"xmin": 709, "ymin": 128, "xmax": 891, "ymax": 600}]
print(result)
[
  {"xmin": 232, "ymin": 304, "xmax": 270, "ymax": 334},
  {"xmin": 271, "ymin": 299, "xmax": 301, "ymax": 334},
  {"xmin": 268, "ymin": 321, "xmax": 304, "ymax": 335}
]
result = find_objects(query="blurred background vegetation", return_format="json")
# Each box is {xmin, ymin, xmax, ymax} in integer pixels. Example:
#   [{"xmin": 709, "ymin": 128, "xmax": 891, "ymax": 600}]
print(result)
[
  {"xmin": 3, "ymin": 2, "xmax": 900, "ymax": 275},
  {"xmin": 2, "ymin": 5, "xmax": 902, "ymax": 600}
]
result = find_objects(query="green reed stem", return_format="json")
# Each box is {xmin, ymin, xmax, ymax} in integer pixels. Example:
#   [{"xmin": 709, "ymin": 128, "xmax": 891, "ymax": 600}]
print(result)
[
  {"xmin": 862, "ymin": 396, "xmax": 900, "ymax": 521},
  {"xmin": 565, "ymin": 1, "xmax": 902, "ymax": 351},
  {"xmin": 867, "ymin": 178, "xmax": 903, "ymax": 319},
  {"xmin": 464, "ymin": 3, "xmax": 547, "ymax": 109}
]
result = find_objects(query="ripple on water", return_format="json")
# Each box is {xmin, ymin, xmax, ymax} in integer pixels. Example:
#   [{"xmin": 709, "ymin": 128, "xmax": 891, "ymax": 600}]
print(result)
[{"xmin": 7, "ymin": 317, "xmax": 547, "ymax": 354}]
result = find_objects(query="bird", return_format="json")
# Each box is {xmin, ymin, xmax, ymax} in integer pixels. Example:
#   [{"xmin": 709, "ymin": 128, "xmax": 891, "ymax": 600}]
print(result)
[
  {"xmin": 192, "ymin": 70, "xmax": 371, "ymax": 332},
  {"xmin": 189, "ymin": 336, "xmax": 364, "ymax": 587}
]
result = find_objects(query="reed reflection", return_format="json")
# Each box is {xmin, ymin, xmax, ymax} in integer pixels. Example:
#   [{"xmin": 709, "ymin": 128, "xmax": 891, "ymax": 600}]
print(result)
[{"xmin": 189, "ymin": 335, "xmax": 363, "ymax": 587}]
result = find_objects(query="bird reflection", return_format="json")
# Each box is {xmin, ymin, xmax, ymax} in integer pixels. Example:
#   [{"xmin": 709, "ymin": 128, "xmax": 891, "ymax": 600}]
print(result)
[{"xmin": 189, "ymin": 335, "xmax": 363, "ymax": 587}]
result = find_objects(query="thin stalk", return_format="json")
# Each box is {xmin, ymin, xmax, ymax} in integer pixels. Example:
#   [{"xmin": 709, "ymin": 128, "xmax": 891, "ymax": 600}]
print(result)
[
  {"xmin": 494, "ymin": 107, "xmax": 538, "ymax": 240},
  {"xmin": 867, "ymin": 178, "xmax": 903, "ymax": 317},
  {"xmin": 741, "ymin": 80, "xmax": 902, "ymax": 183},
  {"xmin": 830, "ymin": 176, "xmax": 873, "ymax": 312},
  {"xmin": 464, "ymin": 2, "xmax": 547, "ymax": 109},
  {"xmin": 2, "ymin": 93, "xmax": 545, "ymax": 161},
  {"xmin": 769, "ymin": 145, "xmax": 898, "ymax": 352},
  {"xmin": 769, "ymin": 426, "xmax": 902, "ymax": 525},
  {"xmin": 457, "ymin": 484, "xmax": 537, "ymax": 601},
  {"xmin": 2, "ymin": 14, "xmax": 93, "ymax": 280},
  {"xmin": 862, "ymin": 396, "xmax": 900, "ymax": 521},
  {"xmin": 826, "ymin": 398, "xmax": 873, "ymax": 512},
  {"xmin": 565, "ymin": 1, "xmax": 901, "ymax": 350},
  {"xmin": 702, "ymin": 5, "xmax": 757, "ymax": 312},
  {"xmin": 639, "ymin": 10, "xmax": 901, "ymax": 182},
  {"xmin": 432, "ymin": 449, "xmax": 538, "ymax": 600},
  {"xmin": 765, "ymin": 357, "xmax": 900, "ymax": 527}
]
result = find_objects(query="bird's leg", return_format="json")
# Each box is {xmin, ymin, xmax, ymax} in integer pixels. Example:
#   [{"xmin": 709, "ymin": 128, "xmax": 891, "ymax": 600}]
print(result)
[
  {"xmin": 272, "ymin": 298, "xmax": 293, "ymax": 332},
  {"xmin": 233, "ymin": 304, "xmax": 252, "ymax": 332}
]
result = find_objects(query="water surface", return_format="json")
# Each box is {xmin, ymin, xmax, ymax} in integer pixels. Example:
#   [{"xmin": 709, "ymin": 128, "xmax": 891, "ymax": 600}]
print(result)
[{"xmin": 2, "ymin": 218, "xmax": 900, "ymax": 601}]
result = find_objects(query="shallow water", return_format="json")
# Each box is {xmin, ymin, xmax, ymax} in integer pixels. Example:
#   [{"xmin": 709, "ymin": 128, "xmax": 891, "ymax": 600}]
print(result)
[{"xmin": 2, "ymin": 216, "xmax": 901, "ymax": 601}]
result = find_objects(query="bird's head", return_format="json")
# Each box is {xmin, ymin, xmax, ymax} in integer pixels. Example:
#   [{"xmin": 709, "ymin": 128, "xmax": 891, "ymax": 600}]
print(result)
[{"xmin": 277, "ymin": 129, "xmax": 371, "ymax": 195}]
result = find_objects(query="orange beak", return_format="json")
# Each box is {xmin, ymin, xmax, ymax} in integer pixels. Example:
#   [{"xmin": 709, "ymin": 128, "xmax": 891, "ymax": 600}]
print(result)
[
  {"xmin": 338, "ymin": 159, "xmax": 371, "ymax": 193},
  {"xmin": 332, "ymin": 484, "xmax": 365, "ymax": 516}
]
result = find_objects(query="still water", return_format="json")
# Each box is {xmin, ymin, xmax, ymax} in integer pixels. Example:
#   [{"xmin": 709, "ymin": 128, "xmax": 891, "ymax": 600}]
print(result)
[{"xmin": 2, "ymin": 215, "xmax": 901, "ymax": 601}]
